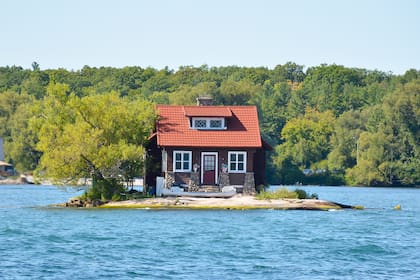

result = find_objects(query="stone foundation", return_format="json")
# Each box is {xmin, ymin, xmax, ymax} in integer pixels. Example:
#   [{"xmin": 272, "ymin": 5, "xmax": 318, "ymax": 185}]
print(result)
[
  {"xmin": 165, "ymin": 172, "xmax": 175, "ymax": 189},
  {"xmin": 189, "ymin": 172, "xmax": 200, "ymax": 191},
  {"xmin": 219, "ymin": 172, "xmax": 230, "ymax": 188},
  {"xmin": 243, "ymin": 172, "xmax": 256, "ymax": 194}
]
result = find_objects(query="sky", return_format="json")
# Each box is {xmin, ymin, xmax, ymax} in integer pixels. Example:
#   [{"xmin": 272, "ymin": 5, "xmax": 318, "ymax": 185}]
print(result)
[{"xmin": 1, "ymin": 0, "xmax": 419, "ymax": 74}]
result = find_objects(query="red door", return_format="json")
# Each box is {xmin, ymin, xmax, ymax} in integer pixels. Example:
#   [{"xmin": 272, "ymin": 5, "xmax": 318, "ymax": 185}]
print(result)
[{"xmin": 203, "ymin": 155, "xmax": 216, "ymax": 185}]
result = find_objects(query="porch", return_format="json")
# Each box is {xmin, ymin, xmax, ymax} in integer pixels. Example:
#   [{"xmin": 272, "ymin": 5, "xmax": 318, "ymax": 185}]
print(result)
[
  {"xmin": 156, "ymin": 176, "xmax": 242, "ymax": 198},
  {"xmin": 164, "ymin": 171, "xmax": 255, "ymax": 194}
]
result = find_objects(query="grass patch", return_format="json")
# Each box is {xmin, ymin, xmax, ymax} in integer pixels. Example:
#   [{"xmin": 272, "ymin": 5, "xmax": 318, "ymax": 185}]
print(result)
[
  {"xmin": 256, "ymin": 188, "xmax": 318, "ymax": 200},
  {"xmin": 256, "ymin": 188, "xmax": 299, "ymax": 200}
]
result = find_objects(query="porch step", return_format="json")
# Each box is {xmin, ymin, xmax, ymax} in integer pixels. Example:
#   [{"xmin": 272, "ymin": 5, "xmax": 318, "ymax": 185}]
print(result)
[{"xmin": 198, "ymin": 185, "xmax": 221, "ymax": 192}]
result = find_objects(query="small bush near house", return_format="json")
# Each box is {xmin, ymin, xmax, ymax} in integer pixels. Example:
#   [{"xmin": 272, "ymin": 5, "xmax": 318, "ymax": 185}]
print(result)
[
  {"xmin": 256, "ymin": 188, "xmax": 319, "ymax": 200},
  {"xmin": 294, "ymin": 188, "xmax": 319, "ymax": 199},
  {"xmin": 256, "ymin": 188, "xmax": 298, "ymax": 200},
  {"xmin": 294, "ymin": 188, "xmax": 308, "ymax": 199}
]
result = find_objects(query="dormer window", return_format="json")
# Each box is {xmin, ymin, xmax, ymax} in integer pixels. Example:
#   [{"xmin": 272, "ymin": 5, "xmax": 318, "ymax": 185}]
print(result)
[
  {"xmin": 192, "ymin": 117, "xmax": 225, "ymax": 130},
  {"xmin": 194, "ymin": 119, "xmax": 207, "ymax": 128}
]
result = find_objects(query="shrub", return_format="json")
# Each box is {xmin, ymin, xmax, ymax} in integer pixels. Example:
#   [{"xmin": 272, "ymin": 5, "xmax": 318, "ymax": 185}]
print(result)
[
  {"xmin": 256, "ymin": 188, "xmax": 298, "ymax": 200},
  {"xmin": 255, "ymin": 184, "xmax": 268, "ymax": 193},
  {"xmin": 294, "ymin": 188, "xmax": 308, "ymax": 199},
  {"xmin": 256, "ymin": 188, "xmax": 319, "ymax": 200},
  {"xmin": 82, "ymin": 177, "xmax": 125, "ymax": 201},
  {"xmin": 111, "ymin": 193, "xmax": 122, "ymax": 201},
  {"xmin": 294, "ymin": 188, "xmax": 319, "ymax": 199}
]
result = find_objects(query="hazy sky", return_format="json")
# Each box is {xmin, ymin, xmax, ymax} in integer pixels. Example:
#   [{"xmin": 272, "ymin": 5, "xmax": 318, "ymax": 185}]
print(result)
[{"xmin": 2, "ymin": 0, "xmax": 419, "ymax": 74}]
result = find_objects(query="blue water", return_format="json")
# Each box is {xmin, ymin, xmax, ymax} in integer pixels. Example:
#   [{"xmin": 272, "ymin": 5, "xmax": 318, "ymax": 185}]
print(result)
[{"xmin": 1, "ymin": 185, "xmax": 419, "ymax": 280}]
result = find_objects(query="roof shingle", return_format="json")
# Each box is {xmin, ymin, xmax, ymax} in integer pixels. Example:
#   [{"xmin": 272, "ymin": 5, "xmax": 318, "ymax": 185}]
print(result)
[{"xmin": 156, "ymin": 105, "xmax": 262, "ymax": 148}]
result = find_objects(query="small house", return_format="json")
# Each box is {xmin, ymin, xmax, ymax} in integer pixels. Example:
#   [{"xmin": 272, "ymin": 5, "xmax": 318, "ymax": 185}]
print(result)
[
  {"xmin": 145, "ymin": 98, "xmax": 271, "ymax": 194},
  {"xmin": 0, "ymin": 161, "xmax": 13, "ymax": 177}
]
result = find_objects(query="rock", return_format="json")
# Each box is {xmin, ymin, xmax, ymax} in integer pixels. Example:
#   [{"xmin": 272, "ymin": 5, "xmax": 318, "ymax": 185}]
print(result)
[
  {"xmin": 84, "ymin": 202, "xmax": 93, "ymax": 208},
  {"xmin": 92, "ymin": 199, "xmax": 104, "ymax": 207},
  {"xmin": 66, "ymin": 198, "xmax": 84, "ymax": 207},
  {"xmin": 63, "ymin": 197, "xmax": 106, "ymax": 208},
  {"xmin": 393, "ymin": 204, "xmax": 401, "ymax": 210}
]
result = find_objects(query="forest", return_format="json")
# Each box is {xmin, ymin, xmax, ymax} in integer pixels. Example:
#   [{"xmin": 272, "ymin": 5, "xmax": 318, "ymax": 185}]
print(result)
[{"xmin": 0, "ymin": 62, "xmax": 419, "ymax": 188}]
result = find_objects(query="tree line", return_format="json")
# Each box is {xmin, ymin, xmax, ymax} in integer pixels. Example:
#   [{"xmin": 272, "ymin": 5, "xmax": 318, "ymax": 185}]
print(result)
[{"xmin": 0, "ymin": 62, "xmax": 419, "ymax": 188}]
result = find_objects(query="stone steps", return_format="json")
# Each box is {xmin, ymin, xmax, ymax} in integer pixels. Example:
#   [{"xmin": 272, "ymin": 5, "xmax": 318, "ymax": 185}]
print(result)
[{"xmin": 198, "ymin": 185, "xmax": 221, "ymax": 192}]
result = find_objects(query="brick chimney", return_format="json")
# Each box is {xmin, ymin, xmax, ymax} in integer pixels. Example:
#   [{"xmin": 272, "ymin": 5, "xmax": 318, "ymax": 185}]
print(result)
[{"xmin": 196, "ymin": 96, "xmax": 213, "ymax": 106}]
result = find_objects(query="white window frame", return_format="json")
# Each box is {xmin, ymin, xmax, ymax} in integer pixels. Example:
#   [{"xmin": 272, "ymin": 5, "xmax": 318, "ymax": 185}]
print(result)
[
  {"xmin": 228, "ymin": 151, "xmax": 247, "ymax": 173},
  {"xmin": 191, "ymin": 117, "xmax": 226, "ymax": 130},
  {"xmin": 173, "ymin": 150, "xmax": 192, "ymax": 172}
]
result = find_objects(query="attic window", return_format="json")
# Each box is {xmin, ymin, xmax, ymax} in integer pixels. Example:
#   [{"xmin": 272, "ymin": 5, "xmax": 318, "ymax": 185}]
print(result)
[
  {"xmin": 210, "ymin": 119, "xmax": 222, "ymax": 128},
  {"xmin": 194, "ymin": 119, "xmax": 207, "ymax": 128},
  {"xmin": 192, "ymin": 117, "xmax": 225, "ymax": 130}
]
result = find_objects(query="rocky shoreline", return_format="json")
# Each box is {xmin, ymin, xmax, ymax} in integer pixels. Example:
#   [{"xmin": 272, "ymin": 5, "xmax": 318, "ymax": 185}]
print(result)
[
  {"xmin": 61, "ymin": 195, "xmax": 363, "ymax": 210},
  {"xmin": 0, "ymin": 178, "xmax": 24, "ymax": 185}
]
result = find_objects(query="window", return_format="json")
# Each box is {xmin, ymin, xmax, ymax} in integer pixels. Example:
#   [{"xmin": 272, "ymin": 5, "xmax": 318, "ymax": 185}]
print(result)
[
  {"xmin": 173, "ymin": 151, "xmax": 192, "ymax": 172},
  {"xmin": 191, "ymin": 117, "xmax": 225, "ymax": 130},
  {"xmin": 210, "ymin": 119, "xmax": 222, "ymax": 128},
  {"xmin": 228, "ymin": 151, "xmax": 247, "ymax": 173},
  {"xmin": 194, "ymin": 119, "xmax": 207, "ymax": 128}
]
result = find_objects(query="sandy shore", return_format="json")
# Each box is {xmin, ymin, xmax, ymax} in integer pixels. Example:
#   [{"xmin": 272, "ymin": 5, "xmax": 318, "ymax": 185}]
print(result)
[{"xmin": 99, "ymin": 195, "xmax": 361, "ymax": 210}]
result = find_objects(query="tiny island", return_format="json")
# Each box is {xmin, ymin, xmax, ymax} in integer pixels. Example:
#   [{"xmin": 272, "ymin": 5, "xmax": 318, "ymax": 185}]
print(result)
[
  {"xmin": 69, "ymin": 196, "xmax": 362, "ymax": 211},
  {"xmin": 55, "ymin": 97, "xmax": 362, "ymax": 211},
  {"xmin": 60, "ymin": 185, "xmax": 364, "ymax": 211}
]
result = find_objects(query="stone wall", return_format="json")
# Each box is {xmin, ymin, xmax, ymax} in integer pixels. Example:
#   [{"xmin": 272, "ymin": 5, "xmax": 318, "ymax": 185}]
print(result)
[
  {"xmin": 165, "ymin": 171, "xmax": 175, "ymax": 189},
  {"xmin": 243, "ymin": 172, "xmax": 256, "ymax": 194},
  {"xmin": 219, "ymin": 172, "xmax": 230, "ymax": 188},
  {"xmin": 189, "ymin": 172, "xmax": 199, "ymax": 191}
]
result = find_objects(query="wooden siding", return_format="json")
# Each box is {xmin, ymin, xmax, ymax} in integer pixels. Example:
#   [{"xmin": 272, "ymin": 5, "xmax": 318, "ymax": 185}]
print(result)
[
  {"xmin": 229, "ymin": 173, "xmax": 246, "ymax": 185},
  {"xmin": 164, "ymin": 146, "xmax": 257, "ymax": 185}
]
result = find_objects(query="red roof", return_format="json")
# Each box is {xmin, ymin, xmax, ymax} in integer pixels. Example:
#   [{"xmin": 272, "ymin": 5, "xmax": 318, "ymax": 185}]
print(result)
[
  {"xmin": 183, "ymin": 106, "xmax": 232, "ymax": 117},
  {"xmin": 156, "ymin": 105, "xmax": 262, "ymax": 148}
]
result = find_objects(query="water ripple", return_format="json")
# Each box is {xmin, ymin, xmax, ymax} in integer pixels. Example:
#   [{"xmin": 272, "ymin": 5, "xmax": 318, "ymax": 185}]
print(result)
[{"xmin": 1, "ymin": 185, "xmax": 420, "ymax": 279}]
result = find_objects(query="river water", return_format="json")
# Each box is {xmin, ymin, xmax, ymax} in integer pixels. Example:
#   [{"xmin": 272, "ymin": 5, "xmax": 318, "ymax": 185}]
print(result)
[{"xmin": 0, "ymin": 184, "xmax": 419, "ymax": 279}]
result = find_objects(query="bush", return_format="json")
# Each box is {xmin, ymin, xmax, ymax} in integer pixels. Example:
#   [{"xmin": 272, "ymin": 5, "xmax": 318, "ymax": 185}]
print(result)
[
  {"xmin": 256, "ymin": 188, "xmax": 298, "ymax": 200},
  {"xmin": 255, "ymin": 184, "xmax": 268, "ymax": 193},
  {"xmin": 294, "ymin": 188, "xmax": 308, "ymax": 199},
  {"xmin": 82, "ymin": 177, "xmax": 125, "ymax": 201},
  {"xmin": 294, "ymin": 188, "xmax": 319, "ymax": 199},
  {"xmin": 256, "ymin": 187, "xmax": 319, "ymax": 200},
  {"xmin": 111, "ymin": 193, "xmax": 122, "ymax": 201}
]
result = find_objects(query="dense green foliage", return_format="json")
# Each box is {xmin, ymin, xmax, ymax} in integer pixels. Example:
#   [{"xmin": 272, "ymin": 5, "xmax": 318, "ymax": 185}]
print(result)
[{"xmin": 0, "ymin": 63, "xmax": 419, "ymax": 188}]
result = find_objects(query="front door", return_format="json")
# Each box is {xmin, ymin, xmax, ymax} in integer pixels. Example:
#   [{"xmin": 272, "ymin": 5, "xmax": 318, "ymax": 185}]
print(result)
[{"xmin": 202, "ymin": 153, "xmax": 217, "ymax": 185}]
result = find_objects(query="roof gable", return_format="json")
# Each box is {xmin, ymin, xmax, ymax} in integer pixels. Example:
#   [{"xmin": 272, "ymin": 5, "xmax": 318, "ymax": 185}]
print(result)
[{"xmin": 156, "ymin": 105, "xmax": 262, "ymax": 148}]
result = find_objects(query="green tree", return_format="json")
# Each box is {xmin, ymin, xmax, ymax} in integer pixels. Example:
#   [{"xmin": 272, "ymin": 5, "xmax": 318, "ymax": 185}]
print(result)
[
  {"xmin": 35, "ymin": 86, "xmax": 156, "ymax": 200},
  {"xmin": 273, "ymin": 109, "xmax": 335, "ymax": 183},
  {"xmin": 346, "ymin": 80, "xmax": 420, "ymax": 186},
  {"xmin": 216, "ymin": 80, "xmax": 261, "ymax": 105},
  {"xmin": 345, "ymin": 131, "xmax": 393, "ymax": 186},
  {"xmin": 0, "ymin": 90, "xmax": 32, "ymax": 137},
  {"xmin": 252, "ymin": 81, "xmax": 292, "ymax": 145},
  {"xmin": 327, "ymin": 110, "xmax": 366, "ymax": 173},
  {"xmin": 271, "ymin": 62, "xmax": 306, "ymax": 83},
  {"xmin": 5, "ymin": 101, "xmax": 42, "ymax": 172},
  {"xmin": 169, "ymin": 82, "xmax": 219, "ymax": 105}
]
